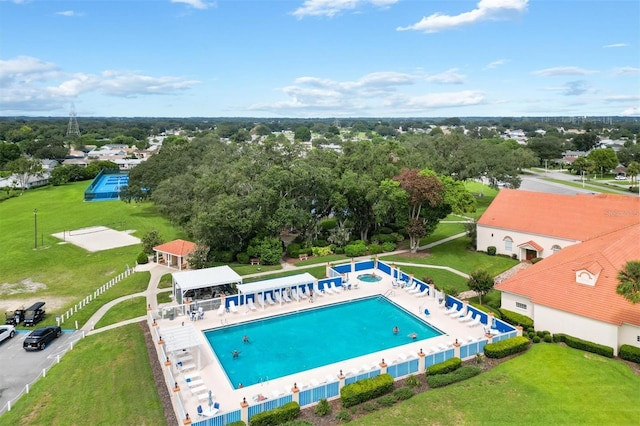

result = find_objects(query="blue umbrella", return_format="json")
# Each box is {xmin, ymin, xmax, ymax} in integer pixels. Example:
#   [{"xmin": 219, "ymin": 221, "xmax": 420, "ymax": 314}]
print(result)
[{"xmin": 208, "ymin": 390, "xmax": 214, "ymax": 411}]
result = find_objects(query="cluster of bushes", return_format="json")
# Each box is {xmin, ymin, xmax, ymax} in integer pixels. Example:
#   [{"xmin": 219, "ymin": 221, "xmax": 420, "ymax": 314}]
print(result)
[
  {"xmin": 427, "ymin": 366, "xmax": 482, "ymax": 388},
  {"xmin": 487, "ymin": 246, "xmax": 497, "ymax": 256},
  {"xmin": 498, "ymin": 308, "xmax": 534, "ymax": 329},
  {"xmin": 484, "ymin": 336, "xmax": 530, "ymax": 358},
  {"xmin": 530, "ymin": 257, "xmax": 543, "ymax": 264},
  {"xmin": 553, "ymin": 333, "xmax": 614, "ymax": 358},
  {"xmin": 426, "ymin": 357, "xmax": 461, "ymax": 375},
  {"xmin": 340, "ymin": 373, "xmax": 394, "ymax": 408},
  {"xmin": 619, "ymin": 344, "xmax": 640, "ymax": 364},
  {"xmin": 248, "ymin": 401, "xmax": 300, "ymax": 426},
  {"xmin": 525, "ymin": 328, "xmax": 552, "ymax": 343}
]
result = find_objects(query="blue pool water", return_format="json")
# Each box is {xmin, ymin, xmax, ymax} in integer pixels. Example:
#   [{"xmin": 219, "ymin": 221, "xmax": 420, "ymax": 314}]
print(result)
[
  {"xmin": 204, "ymin": 296, "xmax": 443, "ymax": 388},
  {"xmin": 357, "ymin": 273, "xmax": 382, "ymax": 283}
]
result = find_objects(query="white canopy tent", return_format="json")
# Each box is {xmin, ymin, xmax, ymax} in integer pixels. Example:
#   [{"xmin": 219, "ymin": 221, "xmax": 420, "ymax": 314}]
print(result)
[
  {"xmin": 172, "ymin": 265, "xmax": 242, "ymax": 304},
  {"xmin": 237, "ymin": 273, "xmax": 316, "ymax": 300}
]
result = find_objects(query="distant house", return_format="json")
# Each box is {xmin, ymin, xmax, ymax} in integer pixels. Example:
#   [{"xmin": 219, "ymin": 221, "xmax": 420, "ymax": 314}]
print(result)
[
  {"xmin": 495, "ymin": 223, "xmax": 640, "ymax": 355},
  {"xmin": 476, "ymin": 190, "xmax": 640, "ymax": 261}
]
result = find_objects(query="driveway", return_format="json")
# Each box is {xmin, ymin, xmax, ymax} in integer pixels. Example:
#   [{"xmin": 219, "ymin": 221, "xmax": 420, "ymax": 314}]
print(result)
[{"xmin": 0, "ymin": 330, "xmax": 78, "ymax": 413}]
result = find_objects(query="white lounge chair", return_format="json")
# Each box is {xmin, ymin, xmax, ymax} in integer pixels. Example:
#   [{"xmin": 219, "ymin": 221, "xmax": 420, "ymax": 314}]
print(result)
[
  {"xmin": 282, "ymin": 291, "xmax": 292, "ymax": 303},
  {"xmin": 468, "ymin": 315, "xmax": 482, "ymax": 327},
  {"xmin": 331, "ymin": 282, "xmax": 342, "ymax": 293},
  {"xmin": 247, "ymin": 299, "xmax": 257, "ymax": 311},
  {"xmin": 298, "ymin": 287, "xmax": 307, "ymax": 299},
  {"xmin": 274, "ymin": 291, "xmax": 283, "ymax": 303},
  {"xmin": 408, "ymin": 285, "xmax": 422, "ymax": 294},
  {"xmin": 437, "ymin": 298, "xmax": 447, "ymax": 309},
  {"xmin": 459, "ymin": 311, "xmax": 474, "ymax": 322},
  {"xmin": 217, "ymin": 304, "xmax": 225, "ymax": 316},
  {"xmin": 323, "ymin": 284, "xmax": 335, "ymax": 295},
  {"xmin": 257, "ymin": 294, "xmax": 265, "ymax": 309},
  {"xmin": 265, "ymin": 293, "xmax": 276, "ymax": 305},
  {"xmin": 404, "ymin": 282, "xmax": 417, "ymax": 292},
  {"xmin": 313, "ymin": 284, "xmax": 324, "ymax": 296},
  {"xmin": 290, "ymin": 288, "xmax": 299, "ymax": 301},
  {"xmin": 416, "ymin": 288, "xmax": 429, "ymax": 297},
  {"xmin": 444, "ymin": 305, "xmax": 457, "ymax": 315},
  {"xmin": 229, "ymin": 301, "xmax": 238, "ymax": 313}
]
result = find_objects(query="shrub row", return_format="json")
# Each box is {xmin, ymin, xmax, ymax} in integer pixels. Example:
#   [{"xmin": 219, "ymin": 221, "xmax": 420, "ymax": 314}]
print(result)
[
  {"xmin": 469, "ymin": 302, "xmax": 501, "ymax": 319},
  {"xmin": 619, "ymin": 344, "xmax": 640, "ymax": 364},
  {"xmin": 248, "ymin": 401, "xmax": 300, "ymax": 426},
  {"xmin": 484, "ymin": 336, "xmax": 530, "ymax": 358},
  {"xmin": 426, "ymin": 357, "xmax": 461, "ymax": 375},
  {"xmin": 427, "ymin": 365, "xmax": 482, "ymax": 388},
  {"xmin": 553, "ymin": 333, "xmax": 614, "ymax": 358},
  {"xmin": 498, "ymin": 308, "xmax": 534, "ymax": 329},
  {"xmin": 340, "ymin": 373, "xmax": 394, "ymax": 408}
]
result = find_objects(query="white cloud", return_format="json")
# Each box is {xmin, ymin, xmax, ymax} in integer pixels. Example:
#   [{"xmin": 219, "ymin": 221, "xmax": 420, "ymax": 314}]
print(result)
[
  {"xmin": 171, "ymin": 0, "xmax": 216, "ymax": 10},
  {"xmin": 611, "ymin": 66, "xmax": 640, "ymax": 75},
  {"xmin": 56, "ymin": 10, "xmax": 83, "ymax": 17},
  {"xmin": 426, "ymin": 68, "xmax": 466, "ymax": 84},
  {"xmin": 621, "ymin": 106, "xmax": 640, "ymax": 116},
  {"xmin": 0, "ymin": 55, "xmax": 200, "ymax": 114},
  {"xmin": 292, "ymin": 0, "xmax": 398, "ymax": 18},
  {"xmin": 532, "ymin": 66, "xmax": 597, "ymax": 77},
  {"xmin": 484, "ymin": 59, "xmax": 508, "ymax": 69},
  {"xmin": 603, "ymin": 43, "xmax": 628, "ymax": 48},
  {"xmin": 401, "ymin": 90, "xmax": 485, "ymax": 108},
  {"xmin": 605, "ymin": 95, "xmax": 640, "ymax": 103},
  {"xmin": 398, "ymin": 0, "xmax": 528, "ymax": 33}
]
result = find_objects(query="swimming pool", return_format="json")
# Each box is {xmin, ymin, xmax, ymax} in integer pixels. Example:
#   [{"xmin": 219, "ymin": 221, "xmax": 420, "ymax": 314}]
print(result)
[{"xmin": 204, "ymin": 296, "xmax": 443, "ymax": 388}]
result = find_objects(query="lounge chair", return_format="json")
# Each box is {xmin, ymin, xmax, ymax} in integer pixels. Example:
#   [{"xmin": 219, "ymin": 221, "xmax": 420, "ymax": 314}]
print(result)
[
  {"xmin": 331, "ymin": 282, "xmax": 342, "ymax": 293},
  {"xmin": 297, "ymin": 287, "xmax": 308, "ymax": 299},
  {"xmin": 197, "ymin": 405, "xmax": 205, "ymax": 418},
  {"xmin": 197, "ymin": 307, "xmax": 204, "ymax": 320},
  {"xmin": 444, "ymin": 305, "xmax": 457, "ymax": 315},
  {"xmin": 416, "ymin": 288, "xmax": 429, "ymax": 297},
  {"xmin": 247, "ymin": 299, "xmax": 257, "ymax": 311},
  {"xmin": 274, "ymin": 291, "xmax": 283, "ymax": 303},
  {"xmin": 257, "ymin": 294, "xmax": 265, "ymax": 308},
  {"xmin": 408, "ymin": 285, "xmax": 422, "ymax": 294},
  {"xmin": 468, "ymin": 315, "xmax": 482, "ymax": 327},
  {"xmin": 437, "ymin": 298, "xmax": 446, "ymax": 309},
  {"xmin": 265, "ymin": 293, "xmax": 276, "ymax": 305},
  {"xmin": 229, "ymin": 301, "xmax": 238, "ymax": 313},
  {"xmin": 313, "ymin": 284, "xmax": 324, "ymax": 296},
  {"xmin": 187, "ymin": 378, "xmax": 204, "ymax": 388},
  {"xmin": 459, "ymin": 311, "xmax": 474, "ymax": 322},
  {"xmin": 282, "ymin": 291, "xmax": 292, "ymax": 303},
  {"xmin": 208, "ymin": 402, "xmax": 220, "ymax": 416},
  {"xmin": 217, "ymin": 304, "xmax": 225, "ymax": 316},
  {"xmin": 290, "ymin": 288, "xmax": 299, "ymax": 301},
  {"xmin": 323, "ymin": 284, "xmax": 335, "ymax": 295},
  {"xmin": 404, "ymin": 282, "xmax": 417, "ymax": 292}
]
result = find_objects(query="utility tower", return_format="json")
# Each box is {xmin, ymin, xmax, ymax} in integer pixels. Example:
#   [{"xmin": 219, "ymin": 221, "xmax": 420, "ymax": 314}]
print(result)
[{"xmin": 66, "ymin": 104, "xmax": 81, "ymax": 137}]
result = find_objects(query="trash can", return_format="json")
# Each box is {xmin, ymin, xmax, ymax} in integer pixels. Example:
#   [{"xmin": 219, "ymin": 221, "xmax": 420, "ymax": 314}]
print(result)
[{"xmin": 169, "ymin": 310, "xmax": 175, "ymax": 320}]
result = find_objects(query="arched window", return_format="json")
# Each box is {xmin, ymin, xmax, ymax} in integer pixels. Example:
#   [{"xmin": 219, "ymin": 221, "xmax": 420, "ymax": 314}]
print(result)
[
  {"xmin": 504, "ymin": 236, "xmax": 513, "ymax": 252},
  {"xmin": 552, "ymin": 245, "xmax": 561, "ymax": 253}
]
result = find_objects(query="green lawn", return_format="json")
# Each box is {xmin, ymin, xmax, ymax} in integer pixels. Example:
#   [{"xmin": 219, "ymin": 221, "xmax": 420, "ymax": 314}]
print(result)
[
  {"xmin": 352, "ymin": 344, "xmax": 640, "ymax": 425},
  {"xmin": 0, "ymin": 182, "xmax": 182, "ymax": 314},
  {"xmin": 1, "ymin": 324, "xmax": 165, "ymax": 426},
  {"xmin": 241, "ymin": 265, "xmax": 327, "ymax": 283},
  {"xmin": 541, "ymin": 177, "xmax": 624, "ymax": 194},
  {"xmin": 382, "ymin": 237, "xmax": 518, "ymax": 276},
  {"xmin": 386, "ymin": 265, "xmax": 468, "ymax": 294},
  {"xmin": 158, "ymin": 273, "xmax": 173, "ymax": 289},
  {"xmin": 94, "ymin": 296, "xmax": 147, "ymax": 329},
  {"xmin": 420, "ymin": 222, "xmax": 467, "ymax": 246}
]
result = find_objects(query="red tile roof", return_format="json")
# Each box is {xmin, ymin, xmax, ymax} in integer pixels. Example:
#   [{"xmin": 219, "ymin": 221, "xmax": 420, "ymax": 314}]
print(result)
[
  {"xmin": 495, "ymin": 224, "xmax": 640, "ymax": 326},
  {"xmin": 518, "ymin": 240, "xmax": 543, "ymax": 251},
  {"xmin": 478, "ymin": 189, "xmax": 640, "ymax": 241},
  {"xmin": 153, "ymin": 239, "xmax": 197, "ymax": 256}
]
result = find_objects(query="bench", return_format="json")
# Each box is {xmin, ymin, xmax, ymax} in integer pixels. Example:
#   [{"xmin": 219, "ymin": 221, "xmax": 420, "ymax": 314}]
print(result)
[
  {"xmin": 250, "ymin": 258, "xmax": 260, "ymax": 265},
  {"xmin": 298, "ymin": 253, "xmax": 308, "ymax": 261}
]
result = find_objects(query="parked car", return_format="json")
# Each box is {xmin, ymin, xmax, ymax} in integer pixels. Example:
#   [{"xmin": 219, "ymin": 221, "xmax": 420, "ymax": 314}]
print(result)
[
  {"xmin": 614, "ymin": 175, "xmax": 627, "ymax": 180},
  {"xmin": 0, "ymin": 324, "xmax": 16, "ymax": 343},
  {"xmin": 23, "ymin": 301, "xmax": 46, "ymax": 327},
  {"xmin": 23, "ymin": 326, "xmax": 61, "ymax": 351},
  {"xmin": 5, "ymin": 308, "xmax": 25, "ymax": 325}
]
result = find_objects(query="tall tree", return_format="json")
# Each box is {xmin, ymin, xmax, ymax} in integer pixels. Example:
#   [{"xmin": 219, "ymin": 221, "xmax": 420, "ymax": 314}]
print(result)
[
  {"xmin": 587, "ymin": 148, "xmax": 618, "ymax": 177},
  {"xmin": 467, "ymin": 269, "xmax": 495, "ymax": 304},
  {"xmin": 6, "ymin": 157, "xmax": 43, "ymax": 194},
  {"xmin": 617, "ymin": 261, "xmax": 640, "ymax": 304}
]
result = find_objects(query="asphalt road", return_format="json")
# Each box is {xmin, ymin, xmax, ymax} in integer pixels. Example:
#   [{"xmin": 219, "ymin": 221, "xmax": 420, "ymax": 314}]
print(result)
[
  {"xmin": 519, "ymin": 174, "xmax": 596, "ymax": 195},
  {"xmin": 0, "ymin": 329, "xmax": 78, "ymax": 413}
]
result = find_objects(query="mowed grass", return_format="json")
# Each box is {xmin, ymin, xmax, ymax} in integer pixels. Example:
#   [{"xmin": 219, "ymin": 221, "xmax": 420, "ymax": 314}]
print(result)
[
  {"xmin": 1, "ymin": 323, "xmax": 165, "ymax": 426},
  {"xmin": 382, "ymin": 237, "xmax": 518, "ymax": 277},
  {"xmin": 94, "ymin": 296, "xmax": 147, "ymax": 329},
  {"xmin": 353, "ymin": 344, "xmax": 640, "ymax": 425},
  {"xmin": 0, "ymin": 182, "xmax": 181, "ymax": 307},
  {"xmin": 389, "ymin": 265, "xmax": 468, "ymax": 294}
]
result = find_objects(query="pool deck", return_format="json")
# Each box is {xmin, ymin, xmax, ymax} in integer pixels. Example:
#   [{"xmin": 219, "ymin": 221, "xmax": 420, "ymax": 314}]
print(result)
[{"xmin": 154, "ymin": 269, "xmax": 489, "ymax": 418}]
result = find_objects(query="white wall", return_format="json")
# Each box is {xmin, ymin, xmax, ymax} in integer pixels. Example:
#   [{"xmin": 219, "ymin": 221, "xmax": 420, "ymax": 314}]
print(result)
[
  {"xmin": 534, "ymin": 304, "xmax": 620, "ymax": 354},
  {"xmin": 500, "ymin": 292, "xmax": 534, "ymax": 319},
  {"xmin": 477, "ymin": 225, "xmax": 578, "ymax": 259},
  {"xmin": 619, "ymin": 323, "xmax": 640, "ymax": 350}
]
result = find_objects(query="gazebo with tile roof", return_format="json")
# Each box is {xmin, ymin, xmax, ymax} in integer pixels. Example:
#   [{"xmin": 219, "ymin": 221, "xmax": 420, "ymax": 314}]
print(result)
[{"xmin": 153, "ymin": 239, "xmax": 197, "ymax": 270}]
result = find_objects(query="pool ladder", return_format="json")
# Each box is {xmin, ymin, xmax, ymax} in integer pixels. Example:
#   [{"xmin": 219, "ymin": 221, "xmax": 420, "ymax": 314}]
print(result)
[{"xmin": 383, "ymin": 289, "xmax": 395, "ymax": 297}]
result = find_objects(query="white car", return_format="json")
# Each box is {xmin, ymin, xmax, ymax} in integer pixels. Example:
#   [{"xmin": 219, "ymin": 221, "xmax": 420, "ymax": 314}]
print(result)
[
  {"xmin": 614, "ymin": 175, "xmax": 627, "ymax": 180},
  {"xmin": 0, "ymin": 324, "xmax": 16, "ymax": 343}
]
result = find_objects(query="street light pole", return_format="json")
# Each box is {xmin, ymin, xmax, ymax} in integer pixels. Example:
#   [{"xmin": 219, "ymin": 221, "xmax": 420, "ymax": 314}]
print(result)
[{"xmin": 33, "ymin": 209, "xmax": 38, "ymax": 249}]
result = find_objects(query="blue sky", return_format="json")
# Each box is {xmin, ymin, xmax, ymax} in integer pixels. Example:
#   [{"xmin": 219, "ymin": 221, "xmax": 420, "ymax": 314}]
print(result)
[{"xmin": 1, "ymin": 0, "xmax": 639, "ymax": 118}]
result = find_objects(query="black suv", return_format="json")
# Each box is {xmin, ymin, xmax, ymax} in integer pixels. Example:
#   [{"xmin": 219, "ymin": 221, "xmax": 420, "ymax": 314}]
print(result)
[{"xmin": 23, "ymin": 326, "xmax": 62, "ymax": 351}]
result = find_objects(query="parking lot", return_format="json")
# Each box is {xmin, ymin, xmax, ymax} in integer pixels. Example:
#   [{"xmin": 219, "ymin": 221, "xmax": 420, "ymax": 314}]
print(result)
[{"xmin": 0, "ymin": 329, "xmax": 78, "ymax": 412}]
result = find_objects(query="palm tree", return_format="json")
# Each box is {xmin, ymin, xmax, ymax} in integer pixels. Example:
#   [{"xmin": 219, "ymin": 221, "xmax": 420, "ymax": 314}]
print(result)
[{"xmin": 616, "ymin": 260, "xmax": 640, "ymax": 304}]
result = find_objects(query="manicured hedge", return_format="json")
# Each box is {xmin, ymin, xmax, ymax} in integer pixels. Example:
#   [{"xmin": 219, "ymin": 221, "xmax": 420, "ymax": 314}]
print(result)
[
  {"xmin": 484, "ymin": 336, "xmax": 530, "ymax": 358},
  {"xmin": 552, "ymin": 333, "xmax": 614, "ymax": 358},
  {"xmin": 498, "ymin": 308, "xmax": 534, "ymax": 329},
  {"xmin": 619, "ymin": 344, "xmax": 640, "ymax": 364},
  {"xmin": 426, "ymin": 357, "xmax": 461, "ymax": 375},
  {"xmin": 340, "ymin": 373, "xmax": 394, "ymax": 408},
  {"xmin": 248, "ymin": 401, "xmax": 300, "ymax": 426},
  {"xmin": 427, "ymin": 366, "xmax": 482, "ymax": 388}
]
